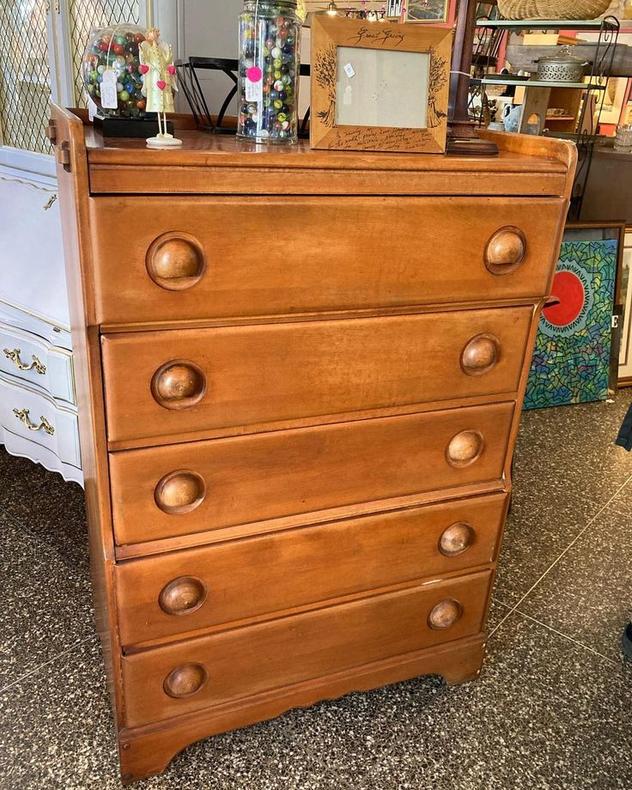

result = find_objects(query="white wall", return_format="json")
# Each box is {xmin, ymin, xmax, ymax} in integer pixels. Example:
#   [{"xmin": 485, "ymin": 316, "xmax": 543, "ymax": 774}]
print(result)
[
  {"xmin": 174, "ymin": 0, "xmax": 310, "ymax": 120},
  {"xmin": 177, "ymin": 0, "xmax": 242, "ymax": 117}
]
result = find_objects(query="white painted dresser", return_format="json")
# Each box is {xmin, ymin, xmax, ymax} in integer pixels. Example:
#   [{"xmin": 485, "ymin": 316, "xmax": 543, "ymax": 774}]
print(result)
[{"xmin": 0, "ymin": 150, "xmax": 82, "ymax": 485}]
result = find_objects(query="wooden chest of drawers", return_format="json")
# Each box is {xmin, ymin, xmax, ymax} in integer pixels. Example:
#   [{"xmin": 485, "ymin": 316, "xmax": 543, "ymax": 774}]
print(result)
[{"xmin": 52, "ymin": 106, "xmax": 575, "ymax": 783}]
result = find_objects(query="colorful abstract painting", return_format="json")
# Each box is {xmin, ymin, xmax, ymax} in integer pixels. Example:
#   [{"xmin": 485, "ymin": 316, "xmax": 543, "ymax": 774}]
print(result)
[{"xmin": 525, "ymin": 238, "xmax": 617, "ymax": 410}]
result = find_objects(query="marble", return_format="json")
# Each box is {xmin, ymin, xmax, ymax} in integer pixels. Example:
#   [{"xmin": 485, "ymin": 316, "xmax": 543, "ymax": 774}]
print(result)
[
  {"xmin": 0, "ymin": 447, "xmax": 88, "ymax": 573},
  {"xmin": 0, "ymin": 514, "xmax": 93, "ymax": 691},
  {"xmin": 518, "ymin": 502, "xmax": 632, "ymax": 662},
  {"xmin": 494, "ymin": 482, "xmax": 602, "ymax": 606},
  {"xmin": 514, "ymin": 396, "xmax": 632, "ymax": 507},
  {"xmin": 607, "ymin": 475, "xmax": 632, "ymax": 517}
]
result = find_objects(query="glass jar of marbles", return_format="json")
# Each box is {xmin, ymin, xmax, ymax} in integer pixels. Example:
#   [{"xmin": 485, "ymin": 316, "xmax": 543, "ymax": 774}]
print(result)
[
  {"xmin": 82, "ymin": 25, "xmax": 147, "ymax": 118},
  {"xmin": 237, "ymin": 0, "xmax": 301, "ymax": 144}
]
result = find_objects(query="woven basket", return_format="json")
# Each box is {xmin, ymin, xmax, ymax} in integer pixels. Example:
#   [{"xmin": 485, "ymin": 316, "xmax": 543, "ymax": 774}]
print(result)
[{"xmin": 497, "ymin": 0, "xmax": 611, "ymax": 20}]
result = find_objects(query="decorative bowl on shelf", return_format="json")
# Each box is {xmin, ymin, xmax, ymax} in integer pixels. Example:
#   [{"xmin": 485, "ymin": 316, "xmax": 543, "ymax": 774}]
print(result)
[
  {"xmin": 534, "ymin": 46, "xmax": 590, "ymax": 81},
  {"xmin": 497, "ymin": 0, "xmax": 611, "ymax": 20},
  {"xmin": 82, "ymin": 24, "xmax": 147, "ymax": 118}
]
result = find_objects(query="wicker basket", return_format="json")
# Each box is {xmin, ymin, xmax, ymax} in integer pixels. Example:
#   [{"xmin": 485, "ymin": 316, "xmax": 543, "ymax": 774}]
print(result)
[{"xmin": 497, "ymin": 0, "xmax": 611, "ymax": 20}]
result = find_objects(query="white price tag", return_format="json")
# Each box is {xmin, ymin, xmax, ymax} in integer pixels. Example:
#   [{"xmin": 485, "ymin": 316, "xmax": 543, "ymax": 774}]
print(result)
[
  {"xmin": 86, "ymin": 95, "xmax": 98, "ymax": 121},
  {"xmin": 100, "ymin": 69, "xmax": 118, "ymax": 110},
  {"xmin": 245, "ymin": 77, "xmax": 263, "ymax": 103},
  {"xmin": 344, "ymin": 62, "xmax": 356, "ymax": 79}
]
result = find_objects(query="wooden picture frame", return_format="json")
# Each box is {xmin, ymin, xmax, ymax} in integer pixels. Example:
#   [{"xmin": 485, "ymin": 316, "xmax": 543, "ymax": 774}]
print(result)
[
  {"xmin": 405, "ymin": 0, "xmax": 451, "ymax": 23},
  {"xmin": 618, "ymin": 226, "xmax": 632, "ymax": 387},
  {"xmin": 310, "ymin": 16, "xmax": 451, "ymax": 153}
]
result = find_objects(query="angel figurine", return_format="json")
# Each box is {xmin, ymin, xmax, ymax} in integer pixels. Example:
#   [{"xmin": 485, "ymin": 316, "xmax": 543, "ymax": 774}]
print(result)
[{"xmin": 139, "ymin": 28, "xmax": 182, "ymax": 147}]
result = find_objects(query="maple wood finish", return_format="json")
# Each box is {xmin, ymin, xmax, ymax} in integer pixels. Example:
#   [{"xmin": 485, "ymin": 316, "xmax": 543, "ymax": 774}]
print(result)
[
  {"xmin": 109, "ymin": 402, "xmax": 515, "ymax": 545},
  {"xmin": 101, "ymin": 309, "xmax": 531, "ymax": 445},
  {"xmin": 90, "ymin": 197, "xmax": 567, "ymax": 325},
  {"xmin": 51, "ymin": 105, "xmax": 575, "ymax": 783},
  {"xmin": 122, "ymin": 571, "xmax": 493, "ymax": 729},
  {"xmin": 116, "ymin": 493, "xmax": 508, "ymax": 648}
]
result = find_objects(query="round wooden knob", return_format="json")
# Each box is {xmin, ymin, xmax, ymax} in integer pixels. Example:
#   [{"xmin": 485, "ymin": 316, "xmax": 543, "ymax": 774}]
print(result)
[
  {"xmin": 485, "ymin": 227, "xmax": 526, "ymax": 275},
  {"xmin": 439, "ymin": 523, "xmax": 475, "ymax": 557},
  {"xmin": 428, "ymin": 599, "xmax": 463, "ymax": 630},
  {"xmin": 151, "ymin": 361, "xmax": 206, "ymax": 410},
  {"xmin": 446, "ymin": 430, "xmax": 484, "ymax": 467},
  {"xmin": 159, "ymin": 576, "xmax": 207, "ymax": 616},
  {"xmin": 146, "ymin": 232, "xmax": 206, "ymax": 290},
  {"xmin": 155, "ymin": 470, "xmax": 206, "ymax": 515},
  {"xmin": 163, "ymin": 663, "xmax": 208, "ymax": 698},
  {"xmin": 461, "ymin": 334, "xmax": 500, "ymax": 376}
]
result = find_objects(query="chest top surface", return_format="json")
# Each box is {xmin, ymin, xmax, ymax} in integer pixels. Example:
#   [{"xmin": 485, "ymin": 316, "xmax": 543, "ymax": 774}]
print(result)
[{"xmin": 76, "ymin": 114, "xmax": 576, "ymax": 198}]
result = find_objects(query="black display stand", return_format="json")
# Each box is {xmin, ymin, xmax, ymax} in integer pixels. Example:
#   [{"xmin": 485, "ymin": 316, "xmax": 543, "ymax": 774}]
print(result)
[{"xmin": 93, "ymin": 114, "xmax": 174, "ymax": 138}]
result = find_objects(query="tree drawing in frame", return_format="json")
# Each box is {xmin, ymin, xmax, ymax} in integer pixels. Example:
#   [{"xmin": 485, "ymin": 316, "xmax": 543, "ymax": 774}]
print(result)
[
  {"xmin": 428, "ymin": 50, "xmax": 448, "ymax": 128},
  {"xmin": 310, "ymin": 15, "xmax": 451, "ymax": 152},
  {"xmin": 315, "ymin": 44, "xmax": 337, "ymax": 127}
]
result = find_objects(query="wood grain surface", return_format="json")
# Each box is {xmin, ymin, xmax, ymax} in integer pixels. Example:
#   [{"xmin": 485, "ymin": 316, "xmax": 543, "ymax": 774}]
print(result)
[
  {"xmin": 52, "ymin": 107, "xmax": 576, "ymax": 782},
  {"xmin": 121, "ymin": 570, "xmax": 492, "ymax": 728},
  {"xmin": 116, "ymin": 492, "xmax": 508, "ymax": 648},
  {"xmin": 101, "ymin": 308, "xmax": 530, "ymax": 445},
  {"xmin": 109, "ymin": 401, "xmax": 514, "ymax": 545},
  {"xmin": 90, "ymin": 196, "xmax": 567, "ymax": 325}
]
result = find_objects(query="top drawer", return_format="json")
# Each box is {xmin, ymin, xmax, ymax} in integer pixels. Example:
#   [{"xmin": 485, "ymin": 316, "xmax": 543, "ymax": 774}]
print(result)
[{"xmin": 89, "ymin": 196, "xmax": 566, "ymax": 326}]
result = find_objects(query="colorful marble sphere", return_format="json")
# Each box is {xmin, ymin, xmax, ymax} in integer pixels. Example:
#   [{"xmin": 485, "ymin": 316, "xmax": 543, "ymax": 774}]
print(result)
[
  {"xmin": 82, "ymin": 25, "xmax": 147, "ymax": 117},
  {"xmin": 237, "ymin": 3, "xmax": 300, "ymax": 144}
]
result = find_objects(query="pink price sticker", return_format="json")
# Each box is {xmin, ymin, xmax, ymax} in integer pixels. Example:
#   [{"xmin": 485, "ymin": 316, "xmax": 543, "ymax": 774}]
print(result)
[{"xmin": 246, "ymin": 66, "xmax": 263, "ymax": 83}]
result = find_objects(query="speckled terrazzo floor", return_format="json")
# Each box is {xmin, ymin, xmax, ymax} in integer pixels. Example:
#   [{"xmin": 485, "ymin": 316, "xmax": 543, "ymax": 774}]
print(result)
[{"xmin": 0, "ymin": 395, "xmax": 631, "ymax": 790}]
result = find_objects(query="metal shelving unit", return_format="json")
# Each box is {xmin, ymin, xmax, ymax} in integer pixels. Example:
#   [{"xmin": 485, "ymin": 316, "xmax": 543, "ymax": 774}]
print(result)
[{"xmin": 471, "ymin": 16, "xmax": 621, "ymax": 219}]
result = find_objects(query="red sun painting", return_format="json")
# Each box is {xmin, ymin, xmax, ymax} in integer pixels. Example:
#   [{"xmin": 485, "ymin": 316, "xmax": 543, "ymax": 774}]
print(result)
[{"xmin": 543, "ymin": 269, "xmax": 586, "ymax": 328}]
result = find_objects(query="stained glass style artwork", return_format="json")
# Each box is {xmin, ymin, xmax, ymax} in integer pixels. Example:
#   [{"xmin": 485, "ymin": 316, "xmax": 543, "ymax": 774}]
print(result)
[{"xmin": 525, "ymin": 237, "xmax": 618, "ymax": 410}]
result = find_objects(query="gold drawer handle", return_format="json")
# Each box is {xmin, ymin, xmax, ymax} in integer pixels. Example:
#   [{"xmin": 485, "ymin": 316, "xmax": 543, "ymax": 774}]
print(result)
[
  {"xmin": 3, "ymin": 348, "xmax": 46, "ymax": 375},
  {"xmin": 13, "ymin": 408, "xmax": 55, "ymax": 436}
]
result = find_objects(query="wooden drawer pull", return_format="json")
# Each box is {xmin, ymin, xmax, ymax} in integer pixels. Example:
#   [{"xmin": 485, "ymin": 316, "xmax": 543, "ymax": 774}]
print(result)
[
  {"xmin": 151, "ymin": 361, "xmax": 206, "ymax": 410},
  {"xmin": 439, "ymin": 522, "xmax": 475, "ymax": 557},
  {"xmin": 13, "ymin": 408, "xmax": 55, "ymax": 436},
  {"xmin": 3, "ymin": 348, "xmax": 46, "ymax": 375},
  {"xmin": 485, "ymin": 227, "xmax": 526, "ymax": 275},
  {"xmin": 57, "ymin": 141, "xmax": 71, "ymax": 172},
  {"xmin": 155, "ymin": 470, "xmax": 206, "ymax": 514},
  {"xmin": 159, "ymin": 576, "xmax": 207, "ymax": 616},
  {"xmin": 163, "ymin": 663, "xmax": 208, "ymax": 699},
  {"xmin": 446, "ymin": 430, "xmax": 484, "ymax": 467},
  {"xmin": 46, "ymin": 119, "xmax": 57, "ymax": 145},
  {"xmin": 428, "ymin": 598, "xmax": 463, "ymax": 630},
  {"xmin": 461, "ymin": 334, "xmax": 499, "ymax": 376},
  {"xmin": 146, "ymin": 232, "xmax": 206, "ymax": 291}
]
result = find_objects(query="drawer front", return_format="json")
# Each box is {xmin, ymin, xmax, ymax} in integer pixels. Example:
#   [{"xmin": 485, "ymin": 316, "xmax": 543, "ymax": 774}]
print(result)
[
  {"xmin": 110, "ymin": 401, "xmax": 514, "ymax": 545},
  {"xmin": 91, "ymin": 196, "xmax": 566, "ymax": 324},
  {"xmin": 116, "ymin": 493, "xmax": 507, "ymax": 647},
  {"xmin": 1, "ymin": 322, "xmax": 75, "ymax": 404},
  {"xmin": 0, "ymin": 373, "xmax": 81, "ymax": 469},
  {"xmin": 102, "ymin": 307, "xmax": 532, "ymax": 445},
  {"xmin": 121, "ymin": 570, "xmax": 492, "ymax": 727}
]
